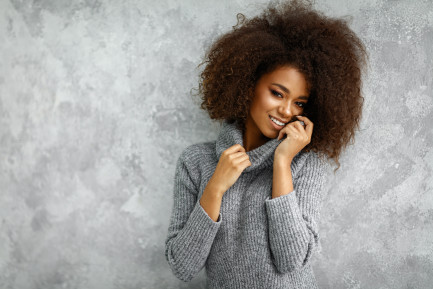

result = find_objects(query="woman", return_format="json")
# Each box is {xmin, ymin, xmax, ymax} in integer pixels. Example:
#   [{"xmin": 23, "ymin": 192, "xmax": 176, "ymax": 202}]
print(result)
[{"xmin": 165, "ymin": 0, "xmax": 367, "ymax": 288}]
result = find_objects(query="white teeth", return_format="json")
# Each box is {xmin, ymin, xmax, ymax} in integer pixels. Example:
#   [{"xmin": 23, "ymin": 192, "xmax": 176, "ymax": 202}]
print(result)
[{"xmin": 270, "ymin": 116, "xmax": 285, "ymax": 126}]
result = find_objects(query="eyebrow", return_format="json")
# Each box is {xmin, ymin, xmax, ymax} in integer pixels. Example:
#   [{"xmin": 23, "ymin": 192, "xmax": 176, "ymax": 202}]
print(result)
[{"xmin": 271, "ymin": 83, "xmax": 309, "ymax": 100}]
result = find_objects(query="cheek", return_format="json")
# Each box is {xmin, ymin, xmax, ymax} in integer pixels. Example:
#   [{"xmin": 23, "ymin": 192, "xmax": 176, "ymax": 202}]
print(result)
[
  {"xmin": 294, "ymin": 106, "xmax": 304, "ymax": 114},
  {"xmin": 250, "ymin": 95, "xmax": 265, "ymax": 115},
  {"xmin": 256, "ymin": 94, "xmax": 276, "ymax": 112},
  {"xmin": 250, "ymin": 102, "xmax": 262, "ymax": 118}
]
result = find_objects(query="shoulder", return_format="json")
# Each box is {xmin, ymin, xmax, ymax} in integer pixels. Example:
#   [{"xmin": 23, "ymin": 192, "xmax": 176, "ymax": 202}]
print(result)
[
  {"xmin": 176, "ymin": 141, "xmax": 216, "ymax": 171},
  {"xmin": 175, "ymin": 141, "xmax": 216, "ymax": 186},
  {"xmin": 292, "ymin": 150, "xmax": 329, "ymax": 179},
  {"xmin": 305, "ymin": 150, "xmax": 328, "ymax": 167},
  {"xmin": 178, "ymin": 141, "xmax": 215, "ymax": 162}
]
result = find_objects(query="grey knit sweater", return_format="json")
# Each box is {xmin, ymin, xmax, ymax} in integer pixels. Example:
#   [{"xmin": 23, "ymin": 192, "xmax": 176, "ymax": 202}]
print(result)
[{"xmin": 165, "ymin": 119, "xmax": 328, "ymax": 289}]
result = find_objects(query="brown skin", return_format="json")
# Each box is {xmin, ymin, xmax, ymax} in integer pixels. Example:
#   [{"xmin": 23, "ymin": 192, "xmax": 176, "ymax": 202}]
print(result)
[
  {"xmin": 200, "ymin": 67, "xmax": 313, "ymax": 221},
  {"xmin": 273, "ymin": 114, "xmax": 313, "ymax": 199},
  {"xmin": 196, "ymin": 0, "xmax": 368, "ymax": 171},
  {"xmin": 197, "ymin": 0, "xmax": 368, "ymax": 221},
  {"xmin": 244, "ymin": 66, "xmax": 309, "ymax": 152},
  {"xmin": 200, "ymin": 144, "xmax": 251, "ymax": 222}
]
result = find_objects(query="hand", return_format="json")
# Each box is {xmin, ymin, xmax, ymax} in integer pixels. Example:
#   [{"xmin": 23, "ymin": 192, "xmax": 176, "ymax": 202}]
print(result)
[
  {"xmin": 208, "ymin": 144, "xmax": 251, "ymax": 197},
  {"xmin": 274, "ymin": 115, "xmax": 313, "ymax": 161}
]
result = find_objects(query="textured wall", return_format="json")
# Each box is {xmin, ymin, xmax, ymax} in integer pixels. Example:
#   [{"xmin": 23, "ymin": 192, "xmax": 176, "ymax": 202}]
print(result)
[{"xmin": 1, "ymin": 0, "xmax": 432, "ymax": 288}]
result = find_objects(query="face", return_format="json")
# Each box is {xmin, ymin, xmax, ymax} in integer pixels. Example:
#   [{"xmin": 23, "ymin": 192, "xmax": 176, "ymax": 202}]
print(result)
[{"xmin": 244, "ymin": 66, "xmax": 310, "ymax": 145}]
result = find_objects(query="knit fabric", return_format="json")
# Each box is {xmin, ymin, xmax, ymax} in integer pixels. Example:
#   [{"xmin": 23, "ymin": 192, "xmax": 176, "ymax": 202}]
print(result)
[{"xmin": 165, "ymin": 119, "xmax": 328, "ymax": 289}]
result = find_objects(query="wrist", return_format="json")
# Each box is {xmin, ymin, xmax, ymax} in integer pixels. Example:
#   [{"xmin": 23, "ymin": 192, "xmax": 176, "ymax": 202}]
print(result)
[
  {"xmin": 205, "ymin": 179, "xmax": 225, "ymax": 198},
  {"xmin": 273, "ymin": 155, "xmax": 293, "ymax": 168}
]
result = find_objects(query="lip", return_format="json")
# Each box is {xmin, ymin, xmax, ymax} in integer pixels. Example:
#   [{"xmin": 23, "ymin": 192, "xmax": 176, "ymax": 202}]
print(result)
[
  {"xmin": 269, "ymin": 115, "xmax": 286, "ymax": 130},
  {"xmin": 269, "ymin": 115, "xmax": 289, "ymax": 124}
]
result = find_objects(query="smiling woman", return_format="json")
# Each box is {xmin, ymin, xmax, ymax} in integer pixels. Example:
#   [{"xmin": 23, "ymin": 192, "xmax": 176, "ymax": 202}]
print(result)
[
  {"xmin": 197, "ymin": 0, "xmax": 368, "ymax": 171},
  {"xmin": 165, "ymin": 0, "xmax": 368, "ymax": 288},
  {"xmin": 244, "ymin": 66, "xmax": 310, "ymax": 152}
]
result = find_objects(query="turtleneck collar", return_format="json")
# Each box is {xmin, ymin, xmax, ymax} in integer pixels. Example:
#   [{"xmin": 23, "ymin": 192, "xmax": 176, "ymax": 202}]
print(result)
[{"xmin": 215, "ymin": 120, "xmax": 285, "ymax": 173}]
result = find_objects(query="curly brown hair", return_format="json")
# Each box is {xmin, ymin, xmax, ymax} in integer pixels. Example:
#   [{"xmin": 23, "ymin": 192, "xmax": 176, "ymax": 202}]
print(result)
[{"xmin": 196, "ymin": 0, "xmax": 368, "ymax": 171}]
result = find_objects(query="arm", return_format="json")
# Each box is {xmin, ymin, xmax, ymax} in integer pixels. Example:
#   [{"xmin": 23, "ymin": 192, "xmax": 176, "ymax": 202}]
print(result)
[
  {"xmin": 265, "ymin": 152, "xmax": 327, "ymax": 273},
  {"xmin": 165, "ymin": 149, "xmax": 222, "ymax": 282},
  {"xmin": 271, "ymin": 155, "xmax": 294, "ymax": 199},
  {"xmin": 200, "ymin": 183, "xmax": 224, "ymax": 222}
]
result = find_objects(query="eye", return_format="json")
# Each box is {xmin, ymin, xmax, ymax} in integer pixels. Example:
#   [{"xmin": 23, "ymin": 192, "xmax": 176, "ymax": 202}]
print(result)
[
  {"xmin": 270, "ymin": 90, "xmax": 283, "ymax": 98},
  {"xmin": 296, "ymin": 102, "xmax": 307, "ymax": 108}
]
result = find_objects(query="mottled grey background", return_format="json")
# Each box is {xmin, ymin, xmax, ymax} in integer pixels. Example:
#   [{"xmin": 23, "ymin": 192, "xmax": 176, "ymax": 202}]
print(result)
[{"xmin": 1, "ymin": 0, "xmax": 432, "ymax": 288}]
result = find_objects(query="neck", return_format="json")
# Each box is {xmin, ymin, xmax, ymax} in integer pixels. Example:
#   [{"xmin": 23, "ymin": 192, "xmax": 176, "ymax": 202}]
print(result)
[{"xmin": 242, "ymin": 120, "xmax": 270, "ymax": 152}]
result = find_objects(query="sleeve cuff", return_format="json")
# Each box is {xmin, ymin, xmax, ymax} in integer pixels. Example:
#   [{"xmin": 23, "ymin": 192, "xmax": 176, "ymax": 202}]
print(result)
[
  {"xmin": 183, "ymin": 200, "xmax": 222, "ymax": 235},
  {"xmin": 170, "ymin": 201, "xmax": 221, "ymax": 254},
  {"xmin": 197, "ymin": 200, "xmax": 222, "ymax": 223},
  {"xmin": 265, "ymin": 192, "xmax": 300, "ymax": 215},
  {"xmin": 168, "ymin": 201, "xmax": 222, "ymax": 273},
  {"xmin": 265, "ymin": 191, "xmax": 308, "ymax": 237}
]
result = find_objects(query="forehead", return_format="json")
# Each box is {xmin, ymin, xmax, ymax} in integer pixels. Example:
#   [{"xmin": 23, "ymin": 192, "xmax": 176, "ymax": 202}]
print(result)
[{"xmin": 259, "ymin": 66, "xmax": 310, "ymax": 95}]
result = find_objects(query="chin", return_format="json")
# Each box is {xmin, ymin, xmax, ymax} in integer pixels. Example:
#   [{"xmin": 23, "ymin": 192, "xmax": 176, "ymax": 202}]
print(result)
[{"xmin": 261, "ymin": 127, "xmax": 278, "ymax": 140}]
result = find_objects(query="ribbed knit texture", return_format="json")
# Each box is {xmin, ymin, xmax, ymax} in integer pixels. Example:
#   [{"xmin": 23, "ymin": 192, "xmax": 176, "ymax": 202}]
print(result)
[{"xmin": 165, "ymin": 120, "xmax": 328, "ymax": 289}]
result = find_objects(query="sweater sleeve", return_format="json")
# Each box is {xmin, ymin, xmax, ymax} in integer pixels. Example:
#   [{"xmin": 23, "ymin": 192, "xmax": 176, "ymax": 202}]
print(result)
[
  {"xmin": 264, "ymin": 152, "xmax": 327, "ymax": 274},
  {"xmin": 165, "ymin": 148, "xmax": 222, "ymax": 282}
]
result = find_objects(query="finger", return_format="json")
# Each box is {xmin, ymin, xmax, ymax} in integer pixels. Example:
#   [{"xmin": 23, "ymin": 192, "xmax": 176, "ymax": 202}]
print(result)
[
  {"xmin": 286, "ymin": 125, "xmax": 300, "ymax": 139},
  {"xmin": 291, "ymin": 125, "xmax": 309, "ymax": 143},
  {"xmin": 230, "ymin": 151, "xmax": 248, "ymax": 161},
  {"xmin": 277, "ymin": 126, "xmax": 290, "ymax": 140},
  {"xmin": 230, "ymin": 151, "xmax": 248, "ymax": 158},
  {"xmin": 296, "ymin": 115, "xmax": 313, "ymax": 137},
  {"xmin": 291, "ymin": 121, "xmax": 310, "ymax": 140},
  {"xmin": 233, "ymin": 153, "xmax": 250, "ymax": 165},
  {"xmin": 225, "ymin": 144, "xmax": 245, "ymax": 154},
  {"xmin": 296, "ymin": 115, "xmax": 312, "ymax": 125},
  {"xmin": 290, "ymin": 120, "xmax": 306, "ymax": 133},
  {"xmin": 278, "ymin": 125, "xmax": 295, "ymax": 140},
  {"xmin": 239, "ymin": 158, "xmax": 252, "ymax": 168}
]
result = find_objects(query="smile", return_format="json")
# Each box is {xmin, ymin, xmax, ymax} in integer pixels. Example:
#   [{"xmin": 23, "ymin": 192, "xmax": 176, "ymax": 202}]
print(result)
[{"xmin": 269, "ymin": 115, "xmax": 287, "ymax": 126}]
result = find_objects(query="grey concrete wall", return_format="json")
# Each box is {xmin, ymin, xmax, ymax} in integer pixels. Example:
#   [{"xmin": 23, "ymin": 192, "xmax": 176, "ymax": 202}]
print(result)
[{"xmin": 1, "ymin": 0, "xmax": 432, "ymax": 288}]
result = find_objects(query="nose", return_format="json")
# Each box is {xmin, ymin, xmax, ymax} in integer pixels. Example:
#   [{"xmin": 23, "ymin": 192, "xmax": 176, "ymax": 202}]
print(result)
[{"xmin": 277, "ymin": 100, "xmax": 293, "ymax": 119}]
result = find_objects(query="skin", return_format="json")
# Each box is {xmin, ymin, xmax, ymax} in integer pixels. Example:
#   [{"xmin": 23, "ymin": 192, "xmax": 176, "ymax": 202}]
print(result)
[
  {"xmin": 200, "ymin": 66, "xmax": 314, "ymax": 221},
  {"xmin": 243, "ymin": 65, "xmax": 310, "ymax": 152}
]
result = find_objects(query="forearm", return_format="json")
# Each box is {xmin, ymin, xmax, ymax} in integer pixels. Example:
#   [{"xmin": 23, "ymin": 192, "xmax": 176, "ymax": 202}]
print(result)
[
  {"xmin": 200, "ymin": 181, "xmax": 223, "ymax": 222},
  {"xmin": 268, "ymin": 157, "xmax": 315, "ymax": 273},
  {"xmin": 166, "ymin": 151, "xmax": 223, "ymax": 281},
  {"xmin": 272, "ymin": 157, "xmax": 294, "ymax": 199},
  {"xmin": 166, "ymin": 194, "xmax": 222, "ymax": 281},
  {"xmin": 266, "ymin": 152, "xmax": 326, "ymax": 273}
]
